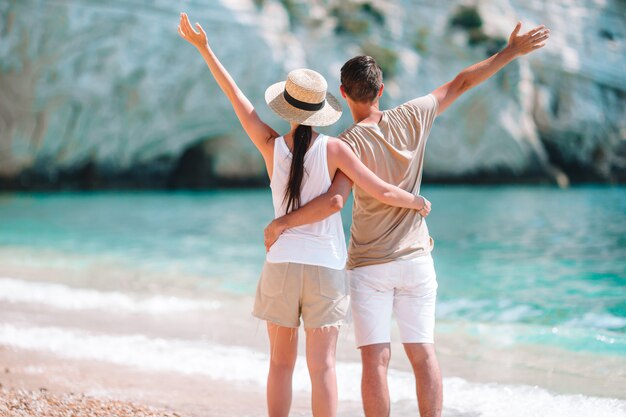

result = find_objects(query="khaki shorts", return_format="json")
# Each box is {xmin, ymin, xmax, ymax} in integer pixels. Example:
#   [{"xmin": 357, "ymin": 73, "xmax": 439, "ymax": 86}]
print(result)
[{"xmin": 252, "ymin": 261, "xmax": 349, "ymax": 329}]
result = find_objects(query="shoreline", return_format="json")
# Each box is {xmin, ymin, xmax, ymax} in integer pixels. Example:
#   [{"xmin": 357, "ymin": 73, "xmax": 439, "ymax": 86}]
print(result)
[
  {"xmin": 1, "ymin": 282, "xmax": 625, "ymax": 394},
  {"xmin": 1, "ymin": 171, "xmax": 626, "ymax": 192},
  {"xmin": 1, "ymin": 262, "xmax": 625, "ymax": 399},
  {"xmin": 1, "ymin": 260, "xmax": 625, "ymax": 416},
  {"xmin": 0, "ymin": 347, "xmax": 277, "ymax": 417},
  {"xmin": 2, "ymin": 342, "xmax": 624, "ymax": 417}
]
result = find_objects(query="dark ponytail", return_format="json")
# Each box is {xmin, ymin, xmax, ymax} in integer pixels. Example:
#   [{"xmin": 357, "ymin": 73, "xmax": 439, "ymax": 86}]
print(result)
[{"xmin": 284, "ymin": 124, "xmax": 312, "ymax": 213}]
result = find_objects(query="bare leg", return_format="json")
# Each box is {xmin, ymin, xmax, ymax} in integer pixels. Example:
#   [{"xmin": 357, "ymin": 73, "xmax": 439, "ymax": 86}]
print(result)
[
  {"xmin": 267, "ymin": 322, "xmax": 298, "ymax": 417},
  {"xmin": 403, "ymin": 343, "xmax": 442, "ymax": 417},
  {"xmin": 305, "ymin": 327, "xmax": 339, "ymax": 417},
  {"xmin": 360, "ymin": 343, "xmax": 391, "ymax": 417}
]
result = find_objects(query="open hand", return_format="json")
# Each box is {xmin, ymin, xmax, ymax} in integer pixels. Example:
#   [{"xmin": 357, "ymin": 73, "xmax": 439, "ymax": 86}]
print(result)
[
  {"xmin": 178, "ymin": 12, "xmax": 208, "ymax": 49},
  {"xmin": 506, "ymin": 22, "xmax": 550, "ymax": 57}
]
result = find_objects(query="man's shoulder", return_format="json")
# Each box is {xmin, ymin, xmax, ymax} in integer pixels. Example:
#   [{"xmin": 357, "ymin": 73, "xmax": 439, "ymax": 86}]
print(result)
[
  {"xmin": 400, "ymin": 94, "xmax": 439, "ymax": 115},
  {"xmin": 384, "ymin": 93, "xmax": 437, "ymax": 114},
  {"xmin": 339, "ymin": 124, "xmax": 371, "ymax": 147},
  {"xmin": 338, "ymin": 123, "xmax": 360, "ymax": 141},
  {"xmin": 338, "ymin": 124, "xmax": 365, "ymax": 155},
  {"xmin": 382, "ymin": 94, "xmax": 439, "ymax": 135}
]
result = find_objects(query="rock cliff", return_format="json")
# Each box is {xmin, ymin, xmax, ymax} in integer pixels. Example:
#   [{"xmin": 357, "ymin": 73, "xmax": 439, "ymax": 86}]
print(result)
[{"xmin": 0, "ymin": 0, "xmax": 624, "ymax": 189}]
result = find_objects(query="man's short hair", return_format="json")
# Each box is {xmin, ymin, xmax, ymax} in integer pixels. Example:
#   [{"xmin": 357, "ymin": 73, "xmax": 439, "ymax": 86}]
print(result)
[{"xmin": 340, "ymin": 56, "xmax": 383, "ymax": 103}]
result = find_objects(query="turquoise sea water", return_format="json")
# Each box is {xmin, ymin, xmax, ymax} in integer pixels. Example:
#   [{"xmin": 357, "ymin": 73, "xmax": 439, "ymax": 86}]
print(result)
[{"xmin": 0, "ymin": 186, "xmax": 625, "ymax": 357}]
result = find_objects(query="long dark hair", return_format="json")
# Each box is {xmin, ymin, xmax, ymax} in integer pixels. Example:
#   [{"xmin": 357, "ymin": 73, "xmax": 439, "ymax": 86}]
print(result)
[{"xmin": 284, "ymin": 124, "xmax": 312, "ymax": 213}]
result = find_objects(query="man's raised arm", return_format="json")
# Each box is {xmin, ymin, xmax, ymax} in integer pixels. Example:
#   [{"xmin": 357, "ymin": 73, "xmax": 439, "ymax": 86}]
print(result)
[
  {"xmin": 432, "ymin": 22, "xmax": 550, "ymax": 115},
  {"xmin": 264, "ymin": 171, "xmax": 353, "ymax": 251}
]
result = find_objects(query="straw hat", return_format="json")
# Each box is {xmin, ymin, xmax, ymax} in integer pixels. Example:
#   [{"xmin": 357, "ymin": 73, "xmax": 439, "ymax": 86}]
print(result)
[{"xmin": 265, "ymin": 69, "xmax": 342, "ymax": 127}]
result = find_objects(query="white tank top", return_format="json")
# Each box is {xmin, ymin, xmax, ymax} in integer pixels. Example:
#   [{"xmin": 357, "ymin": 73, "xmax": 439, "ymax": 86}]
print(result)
[{"xmin": 266, "ymin": 134, "xmax": 347, "ymax": 270}]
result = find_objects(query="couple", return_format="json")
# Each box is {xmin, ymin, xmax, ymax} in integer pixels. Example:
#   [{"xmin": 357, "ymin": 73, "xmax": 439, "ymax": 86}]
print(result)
[{"xmin": 178, "ymin": 12, "xmax": 549, "ymax": 417}]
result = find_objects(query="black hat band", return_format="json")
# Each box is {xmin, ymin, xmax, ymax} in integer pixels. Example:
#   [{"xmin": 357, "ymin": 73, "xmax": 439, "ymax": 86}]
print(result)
[{"xmin": 283, "ymin": 89, "xmax": 325, "ymax": 111}]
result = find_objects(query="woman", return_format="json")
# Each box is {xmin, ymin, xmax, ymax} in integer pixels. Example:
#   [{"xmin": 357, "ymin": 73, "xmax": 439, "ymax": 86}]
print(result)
[{"xmin": 178, "ymin": 13, "xmax": 429, "ymax": 417}]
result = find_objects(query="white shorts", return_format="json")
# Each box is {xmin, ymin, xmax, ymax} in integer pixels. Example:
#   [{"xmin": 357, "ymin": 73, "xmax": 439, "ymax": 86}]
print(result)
[{"xmin": 348, "ymin": 255, "xmax": 438, "ymax": 348}]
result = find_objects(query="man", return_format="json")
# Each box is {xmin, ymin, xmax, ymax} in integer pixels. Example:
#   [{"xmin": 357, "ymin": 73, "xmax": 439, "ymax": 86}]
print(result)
[{"xmin": 264, "ymin": 22, "xmax": 550, "ymax": 417}]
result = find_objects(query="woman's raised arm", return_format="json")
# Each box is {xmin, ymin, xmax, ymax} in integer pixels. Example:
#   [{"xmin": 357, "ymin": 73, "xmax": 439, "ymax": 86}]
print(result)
[{"xmin": 178, "ymin": 12, "xmax": 277, "ymax": 162}]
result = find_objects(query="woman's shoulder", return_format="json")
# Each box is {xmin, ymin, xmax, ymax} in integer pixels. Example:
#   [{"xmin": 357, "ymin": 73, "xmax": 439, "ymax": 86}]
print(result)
[{"xmin": 325, "ymin": 136, "xmax": 343, "ymax": 149}]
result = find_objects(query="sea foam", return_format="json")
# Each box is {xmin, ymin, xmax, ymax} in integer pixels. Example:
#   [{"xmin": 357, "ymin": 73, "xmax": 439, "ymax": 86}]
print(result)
[
  {"xmin": 0, "ymin": 277, "xmax": 220, "ymax": 313},
  {"xmin": 0, "ymin": 323, "xmax": 624, "ymax": 417}
]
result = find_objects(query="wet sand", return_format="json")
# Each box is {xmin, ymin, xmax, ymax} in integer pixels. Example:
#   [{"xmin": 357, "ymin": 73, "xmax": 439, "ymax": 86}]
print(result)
[{"xmin": 0, "ymin": 347, "xmax": 365, "ymax": 417}]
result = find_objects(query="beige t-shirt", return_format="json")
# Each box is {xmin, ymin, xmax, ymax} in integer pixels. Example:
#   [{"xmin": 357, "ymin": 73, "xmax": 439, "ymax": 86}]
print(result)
[{"xmin": 339, "ymin": 94, "xmax": 438, "ymax": 269}]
